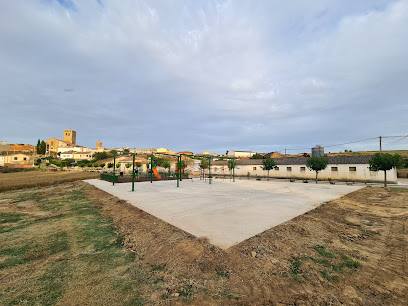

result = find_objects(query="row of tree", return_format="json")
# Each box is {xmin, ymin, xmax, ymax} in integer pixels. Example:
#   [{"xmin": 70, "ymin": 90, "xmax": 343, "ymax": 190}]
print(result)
[
  {"xmin": 36, "ymin": 139, "xmax": 46, "ymax": 154},
  {"xmin": 199, "ymin": 154, "xmax": 404, "ymax": 187}
]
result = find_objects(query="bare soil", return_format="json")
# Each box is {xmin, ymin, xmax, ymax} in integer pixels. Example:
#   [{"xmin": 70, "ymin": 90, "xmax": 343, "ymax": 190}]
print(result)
[
  {"xmin": 1, "ymin": 178, "xmax": 407, "ymax": 305},
  {"xmin": 0, "ymin": 171, "xmax": 99, "ymax": 192},
  {"xmin": 85, "ymin": 183, "xmax": 408, "ymax": 305}
]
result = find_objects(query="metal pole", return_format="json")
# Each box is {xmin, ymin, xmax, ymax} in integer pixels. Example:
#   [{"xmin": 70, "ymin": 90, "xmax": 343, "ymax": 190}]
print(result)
[
  {"xmin": 113, "ymin": 151, "xmax": 116, "ymax": 185},
  {"xmin": 233, "ymin": 164, "xmax": 235, "ymax": 182},
  {"xmin": 177, "ymin": 156, "xmax": 180, "ymax": 187},
  {"xmin": 209, "ymin": 157, "xmax": 212, "ymax": 184},
  {"xmin": 150, "ymin": 155, "xmax": 153, "ymax": 183},
  {"xmin": 379, "ymin": 136, "xmax": 382, "ymax": 154},
  {"xmin": 132, "ymin": 154, "xmax": 135, "ymax": 191}
]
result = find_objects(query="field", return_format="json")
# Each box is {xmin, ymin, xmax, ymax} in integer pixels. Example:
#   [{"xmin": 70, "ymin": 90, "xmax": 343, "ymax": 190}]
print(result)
[
  {"xmin": 0, "ymin": 170, "xmax": 99, "ymax": 192},
  {"xmin": 1, "ymin": 172, "xmax": 407, "ymax": 305}
]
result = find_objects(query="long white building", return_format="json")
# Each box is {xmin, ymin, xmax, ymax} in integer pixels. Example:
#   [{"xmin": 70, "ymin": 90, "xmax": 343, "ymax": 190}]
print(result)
[{"xmin": 210, "ymin": 156, "xmax": 397, "ymax": 183}]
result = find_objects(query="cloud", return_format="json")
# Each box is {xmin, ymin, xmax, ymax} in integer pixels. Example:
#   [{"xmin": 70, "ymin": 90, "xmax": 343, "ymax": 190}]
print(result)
[{"xmin": 0, "ymin": 0, "xmax": 407, "ymax": 153}]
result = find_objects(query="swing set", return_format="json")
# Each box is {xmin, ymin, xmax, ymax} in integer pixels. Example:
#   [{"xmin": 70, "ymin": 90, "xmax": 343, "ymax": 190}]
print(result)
[{"xmin": 101, "ymin": 150, "xmax": 237, "ymax": 191}]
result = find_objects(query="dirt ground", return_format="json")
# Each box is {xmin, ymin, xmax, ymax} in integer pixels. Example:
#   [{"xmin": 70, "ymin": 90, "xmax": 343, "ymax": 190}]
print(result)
[
  {"xmin": 85, "ymin": 182, "xmax": 408, "ymax": 305},
  {"xmin": 1, "ymin": 176, "xmax": 407, "ymax": 305},
  {"xmin": 0, "ymin": 170, "xmax": 99, "ymax": 192}
]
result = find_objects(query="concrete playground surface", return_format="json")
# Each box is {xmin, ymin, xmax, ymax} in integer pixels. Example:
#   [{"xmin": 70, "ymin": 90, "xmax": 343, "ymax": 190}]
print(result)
[{"xmin": 85, "ymin": 179, "xmax": 362, "ymax": 249}]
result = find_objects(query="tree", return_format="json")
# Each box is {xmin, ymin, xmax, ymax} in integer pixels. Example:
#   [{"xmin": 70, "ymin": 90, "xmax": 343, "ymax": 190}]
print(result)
[
  {"xmin": 36, "ymin": 139, "xmax": 41, "ymax": 154},
  {"xmin": 123, "ymin": 148, "xmax": 130, "ymax": 153},
  {"xmin": 306, "ymin": 156, "xmax": 329, "ymax": 183},
  {"xmin": 125, "ymin": 163, "xmax": 131, "ymax": 168},
  {"xmin": 251, "ymin": 153, "xmax": 263, "ymax": 159},
  {"xmin": 100, "ymin": 163, "xmax": 106, "ymax": 168},
  {"xmin": 227, "ymin": 159, "xmax": 237, "ymax": 180},
  {"xmin": 262, "ymin": 158, "xmax": 277, "ymax": 180},
  {"xmin": 92, "ymin": 151, "xmax": 108, "ymax": 161},
  {"xmin": 40, "ymin": 140, "xmax": 46, "ymax": 155},
  {"xmin": 162, "ymin": 160, "xmax": 171, "ymax": 174},
  {"xmin": 93, "ymin": 164, "xmax": 99, "ymax": 168},
  {"xmin": 199, "ymin": 158, "xmax": 209, "ymax": 179},
  {"xmin": 107, "ymin": 163, "xmax": 113, "ymax": 169},
  {"xmin": 369, "ymin": 153, "xmax": 403, "ymax": 187}
]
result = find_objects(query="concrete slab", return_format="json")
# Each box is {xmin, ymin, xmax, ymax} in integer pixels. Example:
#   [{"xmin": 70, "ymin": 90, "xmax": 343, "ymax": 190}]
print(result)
[{"xmin": 84, "ymin": 179, "xmax": 362, "ymax": 249}]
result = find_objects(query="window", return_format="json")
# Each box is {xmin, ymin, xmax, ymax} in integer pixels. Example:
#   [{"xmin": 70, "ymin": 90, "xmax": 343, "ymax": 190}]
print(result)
[
  {"xmin": 349, "ymin": 167, "xmax": 357, "ymax": 172},
  {"xmin": 23, "ymin": 158, "xmax": 27, "ymax": 161},
  {"xmin": 287, "ymin": 167, "xmax": 292, "ymax": 171},
  {"xmin": 253, "ymin": 167, "xmax": 257, "ymax": 170},
  {"xmin": 275, "ymin": 167, "xmax": 279, "ymax": 170},
  {"xmin": 331, "ymin": 167, "xmax": 338, "ymax": 171},
  {"xmin": 14, "ymin": 157, "xmax": 17, "ymax": 160},
  {"xmin": 300, "ymin": 167, "xmax": 306, "ymax": 171}
]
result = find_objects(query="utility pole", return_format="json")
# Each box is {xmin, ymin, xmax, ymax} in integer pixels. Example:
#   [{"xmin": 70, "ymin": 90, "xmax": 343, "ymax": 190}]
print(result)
[
  {"xmin": 285, "ymin": 149, "xmax": 287, "ymax": 157},
  {"xmin": 379, "ymin": 136, "xmax": 382, "ymax": 154}
]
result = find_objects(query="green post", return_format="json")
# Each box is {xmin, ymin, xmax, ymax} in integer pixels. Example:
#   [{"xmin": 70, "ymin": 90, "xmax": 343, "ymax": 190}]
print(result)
[
  {"xmin": 132, "ymin": 154, "xmax": 135, "ymax": 191},
  {"xmin": 113, "ymin": 151, "xmax": 116, "ymax": 186},
  {"xmin": 233, "ymin": 164, "xmax": 235, "ymax": 182},
  {"xmin": 209, "ymin": 156, "xmax": 212, "ymax": 184},
  {"xmin": 150, "ymin": 155, "xmax": 153, "ymax": 183},
  {"xmin": 177, "ymin": 156, "xmax": 180, "ymax": 187}
]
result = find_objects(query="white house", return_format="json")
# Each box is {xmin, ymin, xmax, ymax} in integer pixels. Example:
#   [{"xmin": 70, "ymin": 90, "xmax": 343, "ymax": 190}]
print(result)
[
  {"xmin": 58, "ymin": 146, "xmax": 91, "ymax": 154},
  {"xmin": 210, "ymin": 156, "xmax": 397, "ymax": 183},
  {"xmin": 226, "ymin": 150, "xmax": 255, "ymax": 158}
]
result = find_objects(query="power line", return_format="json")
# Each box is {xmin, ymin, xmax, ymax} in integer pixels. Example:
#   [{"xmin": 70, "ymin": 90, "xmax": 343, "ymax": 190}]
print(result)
[{"xmin": 284, "ymin": 134, "xmax": 408, "ymax": 152}]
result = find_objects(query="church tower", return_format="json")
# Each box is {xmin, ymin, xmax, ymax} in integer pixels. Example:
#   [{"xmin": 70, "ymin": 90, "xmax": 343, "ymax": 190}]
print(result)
[
  {"xmin": 97, "ymin": 140, "xmax": 102, "ymax": 149},
  {"xmin": 63, "ymin": 129, "xmax": 76, "ymax": 145}
]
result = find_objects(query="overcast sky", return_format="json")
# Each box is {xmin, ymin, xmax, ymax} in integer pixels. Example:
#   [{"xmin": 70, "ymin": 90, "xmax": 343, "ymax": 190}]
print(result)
[{"xmin": 1, "ymin": 0, "xmax": 407, "ymax": 154}]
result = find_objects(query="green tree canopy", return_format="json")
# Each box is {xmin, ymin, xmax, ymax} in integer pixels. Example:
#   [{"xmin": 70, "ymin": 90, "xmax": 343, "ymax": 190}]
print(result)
[
  {"xmin": 369, "ymin": 153, "xmax": 403, "ymax": 187},
  {"xmin": 162, "ymin": 160, "xmax": 171, "ymax": 173},
  {"xmin": 306, "ymin": 156, "xmax": 329, "ymax": 183},
  {"xmin": 107, "ymin": 163, "xmax": 113, "ymax": 168},
  {"xmin": 262, "ymin": 158, "xmax": 277, "ymax": 180},
  {"xmin": 250, "ymin": 153, "xmax": 263, "ymax": 159},
  {"xmin": 227, "ymin": 159, "xmax": 237, "ymax": 170}
]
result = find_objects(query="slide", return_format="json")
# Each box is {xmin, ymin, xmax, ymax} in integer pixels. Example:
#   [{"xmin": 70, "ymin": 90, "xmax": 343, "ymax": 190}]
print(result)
[{"xmin": 152, "ymin": 167, "xmax": 162, "ymax": 179}]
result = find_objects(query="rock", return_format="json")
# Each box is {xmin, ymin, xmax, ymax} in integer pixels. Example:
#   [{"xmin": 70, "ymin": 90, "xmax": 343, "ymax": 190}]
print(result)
[
  {"xmin": 172, "ymin": 293, "xmax": 180, "ymax": 297},
  {"xmin": 251, "ymin": 251, "xmax": 257, "ymax": 258}
]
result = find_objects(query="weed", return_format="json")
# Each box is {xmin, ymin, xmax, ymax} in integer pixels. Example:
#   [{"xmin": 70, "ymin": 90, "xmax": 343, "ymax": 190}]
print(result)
[
  {"xmin": 319, "ymin": 270, "xmax": 338, "ymax": 281},
  {"xmin": 303, "ymin": 180, "xmax": 308, "ymax": 183},
  {"xmin": 150, "ymin": 263, "xmax": 167, "ymax": 272},
  {"xmin": 215, "ymin": 265, "xmax": 230, "ymax": 279},
  {"xmin": 341, "ymin": 254, "xmax": 361, "ymax": 269},
  {"xmin": 313, "ymin": 245, "xmax": 336, "ymax": 258},
  {"xmin": 178, "ymin": 284, "xmax": 194, "ymax": 302}
]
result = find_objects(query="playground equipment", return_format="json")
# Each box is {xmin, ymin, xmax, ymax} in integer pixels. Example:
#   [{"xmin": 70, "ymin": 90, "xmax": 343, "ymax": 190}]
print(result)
[
  {"xmin": 101, "ymin": 149, "xmax": 238, "ymax": 191},
  {"xmin": 152, "ymin": 167, "xmax": 161, "ymax": 179}
]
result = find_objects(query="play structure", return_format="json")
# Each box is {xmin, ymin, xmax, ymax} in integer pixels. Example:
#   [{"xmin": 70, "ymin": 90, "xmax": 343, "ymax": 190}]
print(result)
[
  {"xmin": 100, "ymin": 149, "xmax": 237, "ymax": 191},
  {"xmin": 152, "ymin": 167, "xmax": 161, "ymax": 179}
]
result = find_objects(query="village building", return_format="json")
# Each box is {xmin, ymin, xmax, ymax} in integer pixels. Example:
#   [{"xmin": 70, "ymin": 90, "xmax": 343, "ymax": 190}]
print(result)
[
  {"xmin": 226, "ymin": 150, "xmax": 255, "ymax": 158},
  {"xmin": 46, "ymin": 129, "xmax": 77, "ymax": 154},
  {"xmin": 0, "ymin": 153, "xmax": 34, "ymax": 167},
  {"xmin": 210, "ymin": 156, "xmax": 397, "ymax": 183}
]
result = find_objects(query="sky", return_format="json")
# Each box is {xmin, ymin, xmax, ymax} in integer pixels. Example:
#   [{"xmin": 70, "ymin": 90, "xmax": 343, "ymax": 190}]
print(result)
[{"xmin": 0, "ymin": 0, "xmax": 407, "ymax": 154}]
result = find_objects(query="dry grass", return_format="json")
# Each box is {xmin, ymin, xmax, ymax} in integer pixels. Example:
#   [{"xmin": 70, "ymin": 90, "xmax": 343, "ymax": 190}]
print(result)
[
  {"xmin": 0, "ymin": 171, "xmax": 99, "ymax": 192},
  {"xmin": 0, "ymin": 183, "xmax": 144, "ymax": 305}
]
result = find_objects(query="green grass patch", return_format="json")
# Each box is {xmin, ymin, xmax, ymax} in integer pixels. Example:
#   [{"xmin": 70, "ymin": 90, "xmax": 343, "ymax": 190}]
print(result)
[
  {"xmin": 0, "ymin": 184, "xmax": 145, "ymax": 305},
  {"xmin": 313, "ymin": 245, "xmax": 336, "ymax": 258},
  {"xmin": 0, "ymin": 212, "xmax": 25, "ymax": 224}
]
